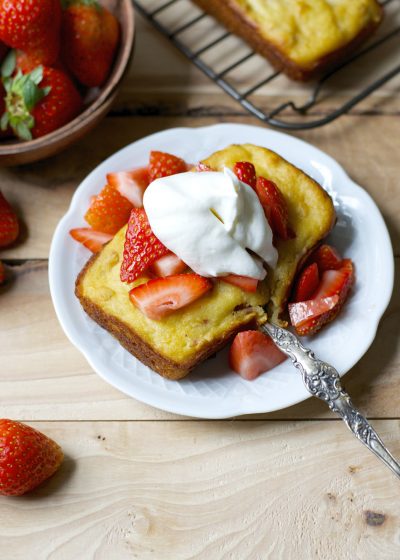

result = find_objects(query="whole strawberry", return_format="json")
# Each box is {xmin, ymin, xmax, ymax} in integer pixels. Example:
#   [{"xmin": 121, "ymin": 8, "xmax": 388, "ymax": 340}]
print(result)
[
  {"xmin": 61, "ymin": 0, "xmax": 120, "ymax": 87},
  {"xmin": 1, "ymin": 53, "xmax": 82, "ymax": 140},
  {"xmin": 0, "ymin": 419, "xmax": 63, "ymax": 496},
  {"xmin": 0, "ymin": 0, "xmax": 61, "ymax": 66},
  {"xmin": 0, "ymin": 191, "xmax": 19, "ymax": 247}
]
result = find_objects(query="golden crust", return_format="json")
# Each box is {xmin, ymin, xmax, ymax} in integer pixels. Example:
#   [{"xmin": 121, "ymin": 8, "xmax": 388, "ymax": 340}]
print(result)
[{"xmin": 192, "ymin": 0, "xmax": 383, "ymax": 81}]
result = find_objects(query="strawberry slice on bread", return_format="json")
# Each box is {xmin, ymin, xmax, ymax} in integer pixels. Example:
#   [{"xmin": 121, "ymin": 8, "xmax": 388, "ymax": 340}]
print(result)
[
  {"xmin": 229, "ymin": 330, "xmax": 287, "ymax": 380},
  {"xmin": 107, "ymin": 167, "xmax": 150, "ymax": 208},
  {"xmin": 70, "ymin": 228, "xmax": 113, "ymax": 253},
  {"xmin": 129, "ymin": 273, "xmax": 212, "ymax": 320},
  {"xmin": 85, "ymin": 183, "xmax": 133, "ymax": 235}
]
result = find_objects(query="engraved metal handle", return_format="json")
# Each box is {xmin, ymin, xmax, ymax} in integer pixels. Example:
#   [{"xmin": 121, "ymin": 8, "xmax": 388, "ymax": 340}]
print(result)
[{"xmin": 261, "ymin": 323, "xmax": 400, "ymax": 480}]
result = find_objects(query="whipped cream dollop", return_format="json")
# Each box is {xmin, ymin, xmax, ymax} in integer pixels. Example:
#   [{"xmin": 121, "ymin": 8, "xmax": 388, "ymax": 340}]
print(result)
[{"xmin": 143, "ymin": 168, "xmax": 278, "ymax": 280}]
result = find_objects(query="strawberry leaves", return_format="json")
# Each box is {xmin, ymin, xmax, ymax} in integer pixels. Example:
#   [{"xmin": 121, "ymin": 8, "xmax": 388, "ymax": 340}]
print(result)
[{"xmin": 1, "ymin": 50, "xmax": 51, "ymax": 140}]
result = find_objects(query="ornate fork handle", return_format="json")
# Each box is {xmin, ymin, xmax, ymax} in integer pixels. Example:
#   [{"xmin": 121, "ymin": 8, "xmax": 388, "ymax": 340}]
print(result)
[{"xmin": 261, "ymin": 323, "xmax": 400, "ymax": 480}]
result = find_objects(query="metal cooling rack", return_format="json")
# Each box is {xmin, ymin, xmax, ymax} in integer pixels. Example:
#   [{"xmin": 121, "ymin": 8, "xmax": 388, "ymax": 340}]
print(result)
[{"xmin": 133, "ymin": 0, "xmax": 400, "ymax": 130}]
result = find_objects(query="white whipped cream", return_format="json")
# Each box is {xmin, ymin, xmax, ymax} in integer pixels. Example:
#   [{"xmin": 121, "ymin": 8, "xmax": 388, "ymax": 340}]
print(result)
[{"xmin": 143, "ymin": 168, "xmax": 278, "ymax": 280}]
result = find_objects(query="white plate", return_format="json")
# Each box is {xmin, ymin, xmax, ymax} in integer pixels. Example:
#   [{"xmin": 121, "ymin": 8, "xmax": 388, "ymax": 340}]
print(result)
[{"xmin": 49, "ymin": 123, "xmax": 394, "ymax": 419}]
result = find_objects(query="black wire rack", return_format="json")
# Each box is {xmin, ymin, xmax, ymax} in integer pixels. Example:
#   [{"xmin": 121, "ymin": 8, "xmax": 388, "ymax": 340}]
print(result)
[{"xmin": 132, "ymin": 0, "xmax": 400, "ymax": 130}]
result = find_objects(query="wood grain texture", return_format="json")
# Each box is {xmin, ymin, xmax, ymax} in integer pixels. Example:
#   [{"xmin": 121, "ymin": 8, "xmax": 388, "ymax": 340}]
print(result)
[
  {"xmin": 0, "ymin": 420, "xmax": 400, "ymax": 560},
  {"xmin": 1, "ymin": 259, "xmax": 399, "ymax": 421},
  {"xmin": 0, "ymin": 112, "xmax": 399, "ymax": 260}
]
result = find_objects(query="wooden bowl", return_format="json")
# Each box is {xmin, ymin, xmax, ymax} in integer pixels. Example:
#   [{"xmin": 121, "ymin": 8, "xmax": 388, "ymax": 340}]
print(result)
[{"xmin": 0, "ymin": 0, "xmax": 134, "ymax": 166}]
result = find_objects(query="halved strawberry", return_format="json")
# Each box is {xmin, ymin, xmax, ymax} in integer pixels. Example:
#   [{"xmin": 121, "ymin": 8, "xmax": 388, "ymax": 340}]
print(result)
[
  {"xmin": 69, "ymin": 228, "xmax": 113, "ymax": 253},
  {"xmin": 229, "ymin": 330, "xmax": 287, "ymax": 381},
  {"xmin": 255, "ymin": 176, "xmax": 295, "ymax": 240},
  {"xmin": 148, "ymin": 151, "xmax": 187, "ymax": 182},
  {"xmin": 84, "ymin": 184, "xmax": 133, "ymax": 235},
  {"xmin": 129, "ymin": 273, "xmax": 212, "ymax": 320},
  {"xmin": 120, "ymin": 208, "xmax": 168, "ymax": 283},
  {"xmin": 107, "ymin": 167, "xmax": 149, "ymax": 208},
  {"xmin": 289, "ymin": 296, "xmax": 339, "ymax": 328},
  {"xmin": 307, "ymin": 244, "xmax": 343, "ymax": 272},
  {"xmin": 292, "ymin": 262, "xmax": 319, "ymax": 302},
  {"xmin": 151, "ymin": 253, "xmax": 187, "ymax": 277},
  {"xmin": 290, "ymin": 259, "xmax": 354, "ymax": 335},
  {"xmin": 220, "ymin": 274, "xmax": 258, "ymax": 293},
  {"xmin": 233, "ymin": 161, "xmax": 256, "ymax": 190}
]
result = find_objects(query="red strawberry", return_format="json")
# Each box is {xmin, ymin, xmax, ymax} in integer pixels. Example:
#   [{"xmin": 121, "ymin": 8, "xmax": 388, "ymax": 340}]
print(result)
[
  {"xmin": 148, "ymin": 151, "xmax": 187, "ymax": 182},
  {"xmin": 107, "ymin": 167, "xmax": 150, "ymax": 208},
  {"xmin": 292, "ymin": 262, "xmax": 319, "ymax": 302},
  {"xmin": 2, "ymin": 63, "xmax": 82, "ymax": 140},
  {"xmin": 0, "ymin": 191, "xmax": 19, "ymax": 247},
  {"xmin": 255, "ymin": 176, "xmax": 295, "ymax": 240},
  {"xmin": 233, "ymin": 161, "xmax": 256, "ymax": 190},
  {"xmin": 14, "ymin": 49, "xmax": 66, "ymax": 74},
  {"xmin": 0, "ymin": 260, "xmax": 5, "ymax": 284},
  {"xmin": 0, "ymin": 419, "xmax": 63, "ymax": 496},
  {"xmin": 70, "ymin": 228, "xmax": 113, "ymax": 253},
  {"xmin": 0, "ymin": 0, "xmax": 61, "ymax": 66},
  {"xmin": 221, "ymin": 274, "xmax": 258, "ymax": 293},
  {"xmin": 307, "ymin": 244, "xmax": 343, "ymax": 272},
  {"xmin": 84, "ymin": 184, "xmax": 133, "ymax": 235},
  {"xmin": 129, "ymin": 273, "xmax": 212, "ymax": 320},
  {"xmin": 120, "ymin": 208, "xmax": 168, "ymax": 283},
  {"xmin": 289, "ymin": 259, "xmax": 354, "ymax": 335},
  {"xmin": 151, "ymin": 252, "xmax": 187, "ymax": 277},
  {"xmin": 229, "ymin": 330, "xmax": 287, "ymax": 381},
  {"xmin": 61, "ymin": 0, "xmax": 120, "ymax": 87}
]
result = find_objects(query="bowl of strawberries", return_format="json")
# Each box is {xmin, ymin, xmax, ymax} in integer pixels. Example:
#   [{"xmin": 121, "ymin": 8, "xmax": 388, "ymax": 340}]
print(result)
[{"xmin": 0, "ymin": 0, "xmax": 134, "ymax": 165}]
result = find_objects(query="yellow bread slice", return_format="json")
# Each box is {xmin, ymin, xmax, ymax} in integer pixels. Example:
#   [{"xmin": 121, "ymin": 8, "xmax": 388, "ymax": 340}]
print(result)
[
  {"xmin": 76, "ymin": 227, "xmax": 269, "ymax": 380},
  {"xmin": 76, "ymin": 143, "xmax": 335, "ymax": 379},
  {"xmin": 200, "ymin": 144, "xmax": 336, "ymax": 324}
]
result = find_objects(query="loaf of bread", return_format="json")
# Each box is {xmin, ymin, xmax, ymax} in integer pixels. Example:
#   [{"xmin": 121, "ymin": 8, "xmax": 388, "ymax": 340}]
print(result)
[
  {"xmin": 75, "ymin": 144, "xmax": 335, "ymax": 379},
  {"xmin": 192, "ymin": 0, "xmax": 383, "ymax": 80}
]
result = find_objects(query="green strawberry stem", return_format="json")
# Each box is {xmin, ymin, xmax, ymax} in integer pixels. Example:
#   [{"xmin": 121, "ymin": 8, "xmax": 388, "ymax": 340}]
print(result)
[{"xmin": 1, "ymin": 62, "xmax": 51, "ymax": 141}]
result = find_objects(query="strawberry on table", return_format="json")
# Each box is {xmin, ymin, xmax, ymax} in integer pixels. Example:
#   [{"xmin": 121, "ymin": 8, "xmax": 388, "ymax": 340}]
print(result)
[
  {"xmin": 129, "ymin": 273, "xmax": 212, "ymax": 320},
  {"xmin": 291, "ymin": 262, "xmax": 319, "ymax": 302},
  {"xmin": 148, "ymin": 151, "xmax": 188, "ymax": 182},
  {"xmin": 0, "ymin": 0, "xmax": 61, "ymax": 66},
  {"xmin": 107, "ymin": 167, "xmax": 150, "ymax": 208},
  {"xmin": 0, "ymin": 191, "xmax": 19, "ymax": 247},
  {"xmin": 0, "ymin": 419, "xmax": 63, "ymax": 496},
  {"xmin": 1, "ymin": 55, "xmax": 82, "ymax": 140},
  {"xmin": 220, "ymin": 274, "xmax": 258, "ymax": 293},
  {"xmin": 229, "ymin": 330, "xmax": 287, "ymax": 381},
  {"xmin": 69, "ymin": 227, "xmax": 113, "ymax": 253},
  {"xmin": 151, "ymin": 252, "xmax": 187, "ymax": 277},
  {"xmin": 120, "ymin": 208, "xmax": 168, "ymax": 283},
  {"xmin": 85, "ymin": 184, "xmax": 133, "ymax": 235},
  {"xmin": 255, "ymin": 176, "xmax": 295, "ymax": 240},
  {"xmin": 233, "ymin": 161, "xmax": 257, "ymax": 190},
  {"xmin": 0, "ymin": 260, "xmax": 5, "ymax": 284},
  {"xmin": 61, "ymin": 0, "xmax": 120, "ymax": 88},
  {"xmin": 289, "ymin": 259, "xmax": 354, "ymax": 336}
]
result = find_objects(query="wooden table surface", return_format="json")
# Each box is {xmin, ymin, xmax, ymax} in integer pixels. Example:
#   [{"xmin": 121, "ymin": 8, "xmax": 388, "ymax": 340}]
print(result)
[{"xmin": 1, "ymin": 7, "xmax": 400, "ymax": 560}]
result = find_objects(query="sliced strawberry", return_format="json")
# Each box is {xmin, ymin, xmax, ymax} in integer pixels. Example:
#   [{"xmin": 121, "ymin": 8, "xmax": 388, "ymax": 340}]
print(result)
[
  {"xmin": 107, "ymin": 167, "xmax": 149, "ymax": 208},
  {"xmin": 255, "ymin": 176, "xmax": 295, "ymax": 240},
  {"xmin": 292, "ymin": 262, "xmax": 319, "ymax": 302},
  {"xmin": 196, "ymin": 163, "xmax": 213, "ymax": 172},
  {"xmin": 233, "ymin": 161, "xmax": 256, "ymax": 190},
  {"xmin": 69, "ymin": 228, "xmax": 113, "ymax": 253},
  {"xmin": 307, "ymin": 244, "xmax": 343, "ymax": 272},
  {"xmin": 151, "ymin": 253, "xmax": 187, "ymax": 277},
  {"xmin": 290, "ymin": 259, "xmax": 354, "ymax": 335},
  {"xmin": 120, "ymin": 208, "xmax": 168, "ymax": 283},
  {"xmin": 84, "ymin": 184, "xmax": 133, "ymax": 235},
  {"xmin": 0, "ymin": 191, "xmax": 19, "ymax": 248},
  {"xmin": 220, "ymin": 274, "xmax": 258, "ymax": 293},
  {"xmin": 129, "ymin": 273, "xmax": 212, "ymax": 320},
  {"xmin": 229, "ymin": 330, "xmax": 287, "ymax": 381},
  {"xmin": 289, "ymin": 296, "xmax": 339, "ymax": 328},
  {"xmin": 148, "ymin": 151, "xmax": 187, "ymax": 182}
]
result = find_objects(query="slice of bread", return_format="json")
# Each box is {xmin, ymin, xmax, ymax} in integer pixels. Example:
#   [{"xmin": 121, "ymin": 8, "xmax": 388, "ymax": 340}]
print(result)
[
  {"xmin": 75, "ymin": 144, "xmax": 335, "ymax": 379},
  {"xmin": 192, "ymin": 0, "xmax": 382, "ymax": 81}
]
